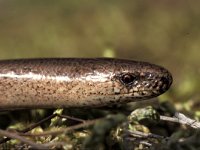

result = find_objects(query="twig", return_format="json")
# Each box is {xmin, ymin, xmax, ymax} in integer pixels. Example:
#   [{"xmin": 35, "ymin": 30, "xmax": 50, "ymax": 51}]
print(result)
[
  {"xmin": 127, "ymin": 130, "xmax": 168, "ymax": 140},
  {"xmin": 0, "ymin": 129, "xmax": 48, "ymax": 149},
  {"xmin": 0, "ymin": 112, "xmax": 88, "ymax": 144},
  {"xmin": 19, "ymin": 118, "xmax": 102, "ymax": 137},
  {"xmin": 124, "ymin": 130, "xmax": 167, "ymax": 148},
  {"xmin": 0, "ymin": 112, "xmax": 94, "ymax": 144},
  {"xmin": 21, "ymin": 113, "xmax": 58, "ymax": 133},
  {"xmin": 175, "ymin": 112, "xmax": 200, "ymax": 128},
  {"xmin": 56, "ymin": 114, "xmax": 85, "ymax": 122},
  {"xmin": 0, "ymin": 113, "xmax": 57, "ymax": 144},
  {"xmin": 160, "ymin": 112, "xmax": 200, "ymax": 129}
]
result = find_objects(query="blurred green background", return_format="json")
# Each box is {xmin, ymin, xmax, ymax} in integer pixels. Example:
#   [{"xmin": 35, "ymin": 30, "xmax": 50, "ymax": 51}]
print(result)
[{"xmin": 0, "ymin": 0, "xmax": 200, "ymax": 108}]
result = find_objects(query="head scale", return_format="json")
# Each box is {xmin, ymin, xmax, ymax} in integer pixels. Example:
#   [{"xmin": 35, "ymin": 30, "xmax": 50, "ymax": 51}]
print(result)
[
  {"xmin": 110, "ymin": 59, "xmax": 173, "ymax": 102},
  {"xmin": 75, "ymin": 58, "xmax": 173, "ymax": 106}
]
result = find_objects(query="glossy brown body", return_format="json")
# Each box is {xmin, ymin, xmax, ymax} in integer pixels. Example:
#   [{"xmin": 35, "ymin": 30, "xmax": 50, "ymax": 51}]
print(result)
[{"xmin": 0, "ymin": 58, "xmax": 172, "ymax": 110}]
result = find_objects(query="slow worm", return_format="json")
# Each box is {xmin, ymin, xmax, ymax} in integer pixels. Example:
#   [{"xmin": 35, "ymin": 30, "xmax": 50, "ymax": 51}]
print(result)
[{"xmin": 0, "ymin": 58, "xmax": 172, "ymax": 110}]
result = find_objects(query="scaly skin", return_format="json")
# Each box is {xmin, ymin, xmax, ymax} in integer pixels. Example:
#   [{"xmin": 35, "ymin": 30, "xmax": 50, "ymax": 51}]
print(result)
[{"xmin": 0, "ymin": 58, "xmax": 172, "ymax": 110}]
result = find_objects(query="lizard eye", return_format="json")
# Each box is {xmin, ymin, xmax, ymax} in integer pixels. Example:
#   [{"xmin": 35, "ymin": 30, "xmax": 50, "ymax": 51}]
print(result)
[{"xmin": 121, "ymin": 74, "xmax": 135, "ymax": 85}]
